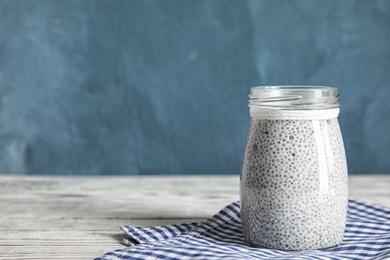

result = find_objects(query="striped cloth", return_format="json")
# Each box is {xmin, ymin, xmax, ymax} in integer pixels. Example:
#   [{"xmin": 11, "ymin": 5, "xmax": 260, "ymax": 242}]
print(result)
[{"xmin": 96, "ymin": 199, "xmax": 390, "ymax": 260}]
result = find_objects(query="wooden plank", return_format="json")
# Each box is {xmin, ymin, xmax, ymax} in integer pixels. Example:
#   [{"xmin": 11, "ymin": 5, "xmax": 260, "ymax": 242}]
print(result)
[
  {"xmin": 0, "ymin": 174, "xmax": 389, "ymax": 259},
  {"xmin": 0, "ymin": 175, "xmax": 240, "ymax": 219},
  {"xmin": 0, "ymin": 217, "xmax": 204, "ymax": 232},
  {"xmin": 0, "ymin": 175, "xmax": 239, "ymax": 259},
  {"xmin": 348, "ymin": 175, "xmax": 390, "ymax": 207}
]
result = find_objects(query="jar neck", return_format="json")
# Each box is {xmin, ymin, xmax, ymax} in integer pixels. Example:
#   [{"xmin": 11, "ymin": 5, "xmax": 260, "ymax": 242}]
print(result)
[
  {"xmin": 249, "ymin": 107, "xmax": 339, "ymax": 120},
  {"xmin": 249, "ymin": 86, "xmax": 340, "ymax": 120}
]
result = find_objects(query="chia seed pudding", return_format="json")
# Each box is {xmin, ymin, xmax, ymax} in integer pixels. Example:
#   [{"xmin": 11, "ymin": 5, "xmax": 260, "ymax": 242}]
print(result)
[{"xmin": 240, "ymin": 86, "xmax": 348, "ymax": 250}]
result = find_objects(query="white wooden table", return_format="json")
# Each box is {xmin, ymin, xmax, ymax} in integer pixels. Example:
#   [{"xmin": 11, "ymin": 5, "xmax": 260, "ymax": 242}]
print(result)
[{"xmin": 0, "ymin": 174, "xmax": 389, "ymax": 259}]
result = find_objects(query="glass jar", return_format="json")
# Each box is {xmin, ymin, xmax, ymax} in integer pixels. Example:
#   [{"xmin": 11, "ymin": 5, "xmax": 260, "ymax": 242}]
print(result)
[{"xmin": 240, "ymin": 86, "xmax": 348, "ymax": 250}]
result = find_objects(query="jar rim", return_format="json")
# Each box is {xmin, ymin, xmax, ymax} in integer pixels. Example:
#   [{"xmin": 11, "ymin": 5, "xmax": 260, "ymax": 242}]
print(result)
[
  {"xmin": 249, "ymin": 85, "xmax": 339, "ymax": 111},
  {"xmin": 251, "ymin": 85, "xmax": 337, "ymax": 90}
]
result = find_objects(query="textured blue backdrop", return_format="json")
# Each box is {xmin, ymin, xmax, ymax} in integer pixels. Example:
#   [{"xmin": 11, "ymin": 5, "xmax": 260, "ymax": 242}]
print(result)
[{"xmin": 0, "ymin": 0, "xmax": 389, "ymax": 174}]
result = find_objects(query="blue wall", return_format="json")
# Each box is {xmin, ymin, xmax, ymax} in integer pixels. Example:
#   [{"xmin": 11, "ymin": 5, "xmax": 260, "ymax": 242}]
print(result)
[{"xmin": 0, "ymin": 0, "xmax": 389, "ymax": 174}]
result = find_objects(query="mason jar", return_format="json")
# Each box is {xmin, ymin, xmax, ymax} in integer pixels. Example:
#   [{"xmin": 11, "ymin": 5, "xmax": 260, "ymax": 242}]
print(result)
[{"xmin": 240, "ymin": 86, "xmax": 348, "ymax": 250}]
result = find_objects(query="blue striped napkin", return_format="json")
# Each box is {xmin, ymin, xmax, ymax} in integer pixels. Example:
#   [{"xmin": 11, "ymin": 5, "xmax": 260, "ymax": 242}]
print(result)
[{"xmin": 96, "ymin": 199, "xmax": 390, "ymax": 260}]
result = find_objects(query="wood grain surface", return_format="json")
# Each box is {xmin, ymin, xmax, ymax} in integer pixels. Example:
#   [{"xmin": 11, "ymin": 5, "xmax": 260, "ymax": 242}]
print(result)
[{"xmin": 0, "ymin": 174, "xmax": 389, "ymax": 259}]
